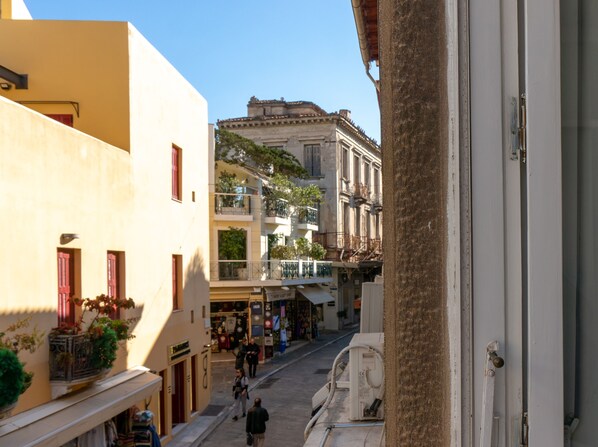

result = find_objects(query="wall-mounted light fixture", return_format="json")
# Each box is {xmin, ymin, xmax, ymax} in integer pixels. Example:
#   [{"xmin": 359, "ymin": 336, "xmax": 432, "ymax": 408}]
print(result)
[
  {"xmin": 296, "ymin": 285, "xmax": 305, "ymax": 289},
  {"xmin": 281, "ymin": 286, "xmax": 290, "ymax": 291},
  {"xmin": 60, "ymin": 233, "xmax": 80, "ymax": 244},
  {"xmin": 0, "ymin": 83, "xmax": 11, "ymax": 90}
]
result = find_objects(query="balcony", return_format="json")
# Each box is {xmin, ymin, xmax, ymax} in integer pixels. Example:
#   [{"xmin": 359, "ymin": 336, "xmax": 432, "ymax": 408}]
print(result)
[
  {"xmin": 49, "ymin": 334, "xmax": 108, "ymax": 398},
  {"xmin": 352, "ymin": 183, "xmax": 370, "ymax": 205},
  {"xmin": 210, "ymin": 260, "xmax": 333, "ymax": 282},
  {"xmin": 313, "ymin": 232, "xmax": 383, "ymax": 262},
  {"xmin": 298, "ymin": 206, "xmax": 318, "ymax": 230},
  {"xmin": 264, "ymin": 198, "xmax": 290, "ymax": 224},
  {"xmin": 214, "ymin": 193, "xmax": 253, "ymax": 221},
  {"xmin": 371, "ymin": 193, "xmax": 383, "ymax": 213}
]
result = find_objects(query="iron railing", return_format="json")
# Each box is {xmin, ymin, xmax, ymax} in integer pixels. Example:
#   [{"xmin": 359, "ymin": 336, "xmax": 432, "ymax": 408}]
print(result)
[
  {"xmin": 298, "ymin": 206, "xmax": 318, "ymax": 225},
  {"xmin": 49, "ymin": 334, "xmax": 104, "ymax": 382},
  {"xmin": 313, "ymin": 232, "xmax": 383, "ymax": 261},
  {"xmin": 265, "ymin": 198, "xmax": 289, "ymax": 218},
  {"xmin": 210, "ymin": 260, "xmax": 333, "ymax": 281},
  {"xmin": 352, "ymin": 182, "xmax": 370, "ymax": 202},
  {"xmin": 214, "ymin": 193, "xmax": 252, "ymax": 215}
]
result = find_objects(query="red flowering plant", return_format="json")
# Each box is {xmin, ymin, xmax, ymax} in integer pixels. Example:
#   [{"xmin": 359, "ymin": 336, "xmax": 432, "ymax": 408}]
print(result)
[{"xmin": 50, "ymin": 294, "xmax": 136, "ymax": 370}]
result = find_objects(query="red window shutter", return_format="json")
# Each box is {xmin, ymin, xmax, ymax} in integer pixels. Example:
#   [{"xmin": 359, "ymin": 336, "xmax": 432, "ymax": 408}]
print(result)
[
  {"xmin": 46, "ymin": 114, "xmax": 74, "ymax": 127},
  {"xmin": 172, "ymin": 146, "xmax": 180, "ymax": 200},
  {"xmin": 107, "ymin": 252, "xmax": 120, "ymax": 318},
  {"xmin": 57, "ymin": 251, "xmax": 75, "ymax": 325},
  {"xmin": 172, "ymin": 256, "xmax": 179, "ymax": 309}
]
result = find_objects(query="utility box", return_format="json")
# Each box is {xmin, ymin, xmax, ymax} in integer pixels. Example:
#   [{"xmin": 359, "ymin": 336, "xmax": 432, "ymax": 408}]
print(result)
[
  {"xmin": 360, "ymin": 282, "xmax": 383, "ymax": 333},
  {"xmin": 349, "ymin": 332, "xmax": 384, "ymax": 421}
]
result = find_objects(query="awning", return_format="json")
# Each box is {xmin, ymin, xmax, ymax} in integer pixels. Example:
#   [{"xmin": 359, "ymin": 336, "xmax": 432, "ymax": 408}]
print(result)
[
  {"xmin": 265, "ymin": 287, "xmax": 296, "ymax": 302},
  {"xmin": 0, "ymin": 367, "xmax": 161, "ymax": 447},
  {"xmin": 298, "ymin": 285, "xmax": 335, "ymax": 305}
]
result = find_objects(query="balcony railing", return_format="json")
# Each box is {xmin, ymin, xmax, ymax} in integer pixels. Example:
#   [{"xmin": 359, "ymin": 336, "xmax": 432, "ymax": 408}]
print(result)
[
  {"xmin": 214, "ymin": 193, "xmax": 252, "ymax": 215},
  {"xmin": 49, "ymin": 334, "xmax": 105, "ymax": 383},
  {"xmin": 352, "ymin": 183, "xmax": 370, "ymax": 202},
  {"xmin": 265, "ymin": 198, "xmax": 289, "ymax": 219},
  {"xmin": 313, "ymin": 232, "xmax": 383, "ymax": 261},
  {"xmin": 210, "ymin": 260, "xmax": 333, "ymax": 281},
  {"xmin": 298, "ymin": 206, "xmax": 318, "ymax": 226}
]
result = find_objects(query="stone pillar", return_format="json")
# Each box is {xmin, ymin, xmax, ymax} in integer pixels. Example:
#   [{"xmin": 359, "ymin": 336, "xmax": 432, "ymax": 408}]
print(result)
[{"xmin": 379, "ymin": 0, "xmax": 450, "ymax": 445}]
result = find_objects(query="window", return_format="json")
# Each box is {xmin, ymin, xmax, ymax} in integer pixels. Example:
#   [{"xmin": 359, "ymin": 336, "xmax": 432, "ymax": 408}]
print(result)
[
  {"xmin": 304, "ymin": 144, "xmax": 321, "ymax": 177},
  {"xmin": 364, "ymin": 162, "xmax": 371, "ymax": 188},
  {"xmin": 374, "ymin": 168, "xmax": 381, "ymax": 195},
  {"xmin": 107, "ymin": 251, "xmax": 124, "ymax": 318},
  {"xmin": 342, "ymin": 147, "xmax": 350, "ymax": 179},
  {"xmin": 353, "ymin": 155, "xmax": 361, "ymax": 184},
  {"xmin": 57, "ymin": 249, "xmax": 76, "ymax": 325},
  {"xmin": 172, "ymin": 255, "xmax": 182, "ymax": 310},
  {"xmin": 172, "ymin": 145, "xmax": 182, "ymax": 200},
  {"xmin": 45, "ymin": 114, "xmax": 74, "ymax": 127}
]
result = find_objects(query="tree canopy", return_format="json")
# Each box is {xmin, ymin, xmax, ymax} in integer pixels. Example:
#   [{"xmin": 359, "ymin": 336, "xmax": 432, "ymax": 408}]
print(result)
[{"xmin": 215, "ymin": 128, "xmax": 308, "ymax": 179}]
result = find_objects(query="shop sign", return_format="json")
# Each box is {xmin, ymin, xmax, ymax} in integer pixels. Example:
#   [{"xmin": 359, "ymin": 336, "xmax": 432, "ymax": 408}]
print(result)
[
  {"xmin": 168, "ymin": 340, "xmax": 190, "ymax": 362},
  {"xmin": 264, "ymin": 336, "xmax": 274, "ymax": 346}
]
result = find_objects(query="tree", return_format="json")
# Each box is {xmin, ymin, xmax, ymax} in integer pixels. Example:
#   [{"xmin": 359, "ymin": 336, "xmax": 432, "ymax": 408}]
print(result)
[
  {"xmin": 215, "ymin": 128, "xmax": 308, "ymax": 179},
  {"xmin": 266, "ymin": 173, "xmax": 322, "ymax": 208}
]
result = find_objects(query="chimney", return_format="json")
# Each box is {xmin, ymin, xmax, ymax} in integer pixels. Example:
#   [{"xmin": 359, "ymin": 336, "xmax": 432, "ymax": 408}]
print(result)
[{"xmin": 339, "ymin": 109, "xmax": 351, "ymax": 120}]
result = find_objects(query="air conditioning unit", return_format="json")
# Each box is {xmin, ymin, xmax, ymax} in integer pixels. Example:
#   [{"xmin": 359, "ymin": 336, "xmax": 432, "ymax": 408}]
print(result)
[{"xmin": 349, "ymin": 332, "xmax": 384, "ymax": 421}]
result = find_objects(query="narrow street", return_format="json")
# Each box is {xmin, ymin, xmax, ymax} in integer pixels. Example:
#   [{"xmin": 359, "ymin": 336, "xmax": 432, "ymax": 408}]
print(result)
[{"xmin": 198, "ymin": 332, "xmax": 354, "ymax": 446}]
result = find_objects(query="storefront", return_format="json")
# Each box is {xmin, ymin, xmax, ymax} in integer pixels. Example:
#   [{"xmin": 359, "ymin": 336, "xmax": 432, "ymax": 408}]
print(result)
[{"xmin": 209, "ymin": 288, "xmax": 256, "ymax": 353}]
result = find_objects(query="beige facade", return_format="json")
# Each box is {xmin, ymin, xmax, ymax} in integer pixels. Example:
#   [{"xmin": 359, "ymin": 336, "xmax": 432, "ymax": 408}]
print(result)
[
  {"xmin": 209, "ymin": 159, "xmax": 334, "ymax": 359},
  {"xmin": 218, "ymin": 99, "xmax": 382, "ymax": 329},
  {"xmin": 0, "ymin": 8, "xmax": 211, "ymax": 445}
]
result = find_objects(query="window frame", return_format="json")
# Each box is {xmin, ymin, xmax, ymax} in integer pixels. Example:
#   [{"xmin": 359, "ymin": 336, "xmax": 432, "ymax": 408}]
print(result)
[{"xmin": 172, "ymin": 144, "xmax": 182, "ymax": 201}]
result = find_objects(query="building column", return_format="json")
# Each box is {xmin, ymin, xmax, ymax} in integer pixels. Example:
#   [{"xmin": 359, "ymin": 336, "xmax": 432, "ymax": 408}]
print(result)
[{"xmin": 380, "ymin": 0, "xmax": 450, "ymax": 445}]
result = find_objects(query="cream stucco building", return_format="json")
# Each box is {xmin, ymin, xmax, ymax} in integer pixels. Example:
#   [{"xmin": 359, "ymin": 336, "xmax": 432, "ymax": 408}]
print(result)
[{"xmin": 0, "ymin": 1, "xmax": 212, "ymax": 444}]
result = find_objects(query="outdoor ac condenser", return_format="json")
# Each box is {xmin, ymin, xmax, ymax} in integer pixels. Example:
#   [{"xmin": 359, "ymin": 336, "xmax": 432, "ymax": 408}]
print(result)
[{"xmin": 349, "ymin": 332, "xmax": 384, "ymax": 421}]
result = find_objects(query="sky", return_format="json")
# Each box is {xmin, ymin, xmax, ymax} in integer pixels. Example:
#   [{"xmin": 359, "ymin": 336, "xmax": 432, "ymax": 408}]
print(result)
[{"xmin": 23, "ymin": 0, "xmax": 381, "ymax": 143}]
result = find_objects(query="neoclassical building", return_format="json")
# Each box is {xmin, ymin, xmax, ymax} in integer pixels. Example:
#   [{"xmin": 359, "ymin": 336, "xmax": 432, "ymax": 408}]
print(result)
[{"xmin": 218, "ymin": 98, "xmax": 383, "ymax": 330}]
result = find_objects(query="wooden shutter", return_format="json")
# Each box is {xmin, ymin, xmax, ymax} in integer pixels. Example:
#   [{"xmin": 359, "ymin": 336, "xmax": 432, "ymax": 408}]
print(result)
[
  {"xmin": 107, "ymin": 252, "xmax": 120, "ymax": 318},
  {"xmin": 172, "ymin": 146, "xmax": 180, "ymax": 200},
  {"xmin": 172, "ymin": 255, "xmax": 179, "ymax": 310},
  {"xmin": 57, "ymin": 250, "xmax": 75, "ymax": 325}
]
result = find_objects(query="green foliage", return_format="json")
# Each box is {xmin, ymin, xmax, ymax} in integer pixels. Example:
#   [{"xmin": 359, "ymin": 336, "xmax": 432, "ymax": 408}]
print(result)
[
  {"xmin": 215, "ymin": 128, "xmax": 308, "ymax": 179},
  {"xmin": 0, "ymin": 317, "xmax": 45, "ymax": 403},
  {"xmin": 88, "ymin": 325, "xmax": 118, "ymax": 370},
  {"xmin": 0, "ymin": 348, "xmax": 24, "ymax": 408},
  {"xmin": 50, "ymin": 294, "xmax": 137, "ymax": 371},
  {"xmin": 216, "ymin": 171, "xmax": 242, "ymax": 193},
  {"xmin": 269, "ymin": 238, "xmax": 326, "ymax": 260},
  {"xmin": 218, "ymin": 227, "xmax": 247, "ymax": 260},
  {"xmin": 267, "ymin": 174, "xmax": 322, "ymax": 208}
]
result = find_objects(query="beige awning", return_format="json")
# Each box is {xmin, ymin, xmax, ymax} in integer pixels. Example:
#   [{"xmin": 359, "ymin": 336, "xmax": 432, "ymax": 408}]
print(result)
[
  {"xmin": 265, "ymin": 287, "xmax": 296, "ymax": 302},
  {"xmin": 0, "ymin": 367, "xmax": 161, "ymax": 447},
  {"xmin": 298, "ymin": 285, "xmax": 335, "ymax": 305}
]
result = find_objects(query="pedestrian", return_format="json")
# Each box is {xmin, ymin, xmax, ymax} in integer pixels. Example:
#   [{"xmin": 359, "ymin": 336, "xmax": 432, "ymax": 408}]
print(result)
[
  {"xmin": 235, "ymin": 338, "xmax": 248, "ymax": 370},
  {"xmin": 231, "ymin": 368, "xmax": 249, "ymax": 421},
  {"xmin": 246, "ymin": 338, "xmax": 260, "ymax": 378},
  {"xmin": 246, "ymin": 397, "xmax": 269, "ymax": 447}
]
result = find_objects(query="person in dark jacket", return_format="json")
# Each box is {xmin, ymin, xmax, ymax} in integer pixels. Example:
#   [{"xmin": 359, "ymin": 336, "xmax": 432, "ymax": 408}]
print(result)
[
  {"xmin": 245, "ymin": 338, "xmax": 260, "ymax": 378},
  {"xmin": 235, "ymin": 338, "xmax": 248, "ymax": 370},
  {"xmin": 246, "ymin": 397, "xmax": 269, "ymax": 447}
]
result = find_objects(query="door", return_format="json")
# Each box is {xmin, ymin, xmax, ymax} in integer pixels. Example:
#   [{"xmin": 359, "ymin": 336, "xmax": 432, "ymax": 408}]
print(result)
[{"xmin": 171, "ymin": 361, "xmax": 186, "ymax": 426}]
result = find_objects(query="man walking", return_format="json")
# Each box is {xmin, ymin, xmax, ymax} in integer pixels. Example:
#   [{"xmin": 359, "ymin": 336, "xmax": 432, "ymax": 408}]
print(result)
[{"xmin": 246, "ymin": 397, "xmax": 269, "ymax": 447}]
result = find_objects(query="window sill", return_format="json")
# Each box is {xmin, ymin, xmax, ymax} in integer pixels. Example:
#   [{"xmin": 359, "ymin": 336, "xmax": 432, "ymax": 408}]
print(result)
[
  {"xmin": 172, "ymin": 197, "xmax": 182, "ymax": 203},
  {"xmin": 172, "ymin": 309, "xmax": 184, "ymax": 314}
]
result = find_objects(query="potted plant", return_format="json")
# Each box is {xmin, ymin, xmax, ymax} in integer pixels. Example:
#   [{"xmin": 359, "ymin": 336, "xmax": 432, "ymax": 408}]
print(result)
[
  {"xmin": 49, "ymin": 294, "xmax": 135, "ymax": 383},
  {"xmin": 0, "ymin": 317, "xmax": 44, "ymax": 419}
]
